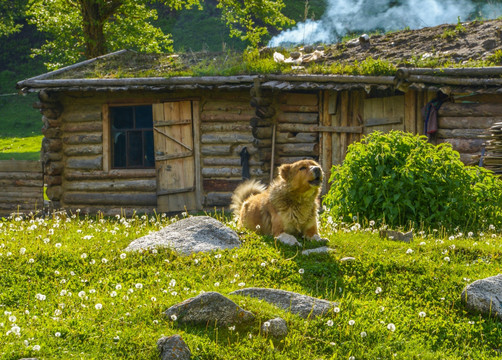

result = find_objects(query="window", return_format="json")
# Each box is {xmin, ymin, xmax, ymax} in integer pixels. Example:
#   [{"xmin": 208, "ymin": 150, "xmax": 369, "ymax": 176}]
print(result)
[{"xmin": 110, "ymin": 105, "xmax": 155, "ymax": 169}]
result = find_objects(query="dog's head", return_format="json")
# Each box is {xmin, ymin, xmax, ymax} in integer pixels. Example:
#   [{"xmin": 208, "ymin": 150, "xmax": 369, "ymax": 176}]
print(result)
[{"xmin": 279, "ymin": 159, "xmax": 323, "ymax": 193}]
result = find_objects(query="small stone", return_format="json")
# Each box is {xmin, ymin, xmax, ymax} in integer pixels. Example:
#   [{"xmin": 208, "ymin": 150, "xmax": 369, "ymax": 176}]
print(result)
[
  {"xmin": 290, "ymin": 51, "xmax": 302, "ymax": 59},
  {"xmin": 482, "ymin": 39, "xmax": 497, "ymax": 50},
  {"xmin": 340, "ymin": 257, "xmax": 356, "ymax": 262},
  {"xmin": 157, "ymin": 335, "xmax": 191, "ymax": 360},
  {"xmin": 302, "ymin": 246, "xmax": 332, "ymax": 256},
  {"xmin": 262, "ymin": 317, "xmax": 288, "ymax": 338},
  {"xmin": 380, "ymin": 229, "xmax": 413, "ymax": 243},
  {"xmin": 165, "ymin": 292, "xmax": 255, "ymax": 327}
]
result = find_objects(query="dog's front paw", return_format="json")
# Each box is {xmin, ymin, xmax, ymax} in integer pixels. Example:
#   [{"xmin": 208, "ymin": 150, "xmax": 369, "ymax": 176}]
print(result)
[
  {"xmin": 276, "ymin": 233, "xmax": 302, "ymax": 247},
  {"xmin": 307, "ymin": 234, "xmax": 329, "ymax": 244}
]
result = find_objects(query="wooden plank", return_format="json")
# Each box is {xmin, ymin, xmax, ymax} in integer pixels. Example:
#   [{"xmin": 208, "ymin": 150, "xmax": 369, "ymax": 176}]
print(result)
[
  {"xmin": 404, "ymin": 90, "xmax": 417, "ymax": 133},
  {"xmin": 279, "ymin": 93, "xmax": 318, "ymax": 106},
  {"xmin": 202, "ymin": 100, "xmax": 252, "ymax": 112},
  {"xmin": 64, "ymin": 169, "xmax": 156, "ymax": 181},
  {"xmin": 436, "ymin": 128, "xmax": 489, "ymax": 139},
  {"xmin": 200, "ymin": 123, "xmax": 251, "ymax": 132},
  {"xmin": 277, "ymin": 112, "xmax": 318, "ymax": 124},
  {"xmin": 203, "ymin": 179, "xmax": 243, "ymax": 192},
  {"xmin": 277, "ymin": 123, "xmax": 363, "ymax": 133},
  {"xmin": 321, "ymin": 91, "xmax": 332, "ymax": 193},
  {"xmin": 200, "ymin": 111, "xmax": 253, "ymax": 122},
  {"xmin": 155, "ymin": 151, "xmax": 193, "ymax": 161},
  {"xmin": 279, "ymin": 104, "xmax": 319, "ymax": 112},
  {"xmin": 64, "ymin": 179, "xmax": 156, "ymax": 192},
  {"xmin": 192, "ymin": 100, "xmax": 203, "ymax": 210},
  {"xmin": 340, "ymin": 91, "xmax": 349, "ymax": 161},
  {"xmin": 438, "ymin": 116, "xmax": 501, "ymax": 129},
  {"xmin": 438, "ymin": 138, "xmax": 485, "ymax": 153},
  {"xmin": 439, "ymin": 102, "xmax": 502, "ymax": 117},
  {"xmin": 0, "ymin": 160, "xmax": 42, "ymax": 172},
  {"xmin": 363, "ymin": 95, "xmax": 404, "ymax": 129},
  {"xmin": 63, "ymin": 192, "xmax": 157, "ymax": 206}
]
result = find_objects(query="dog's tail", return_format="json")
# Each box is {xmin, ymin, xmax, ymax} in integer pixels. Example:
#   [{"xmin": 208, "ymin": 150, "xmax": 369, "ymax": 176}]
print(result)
[{"xmin": 230, "ymin": 180, "xmax": 266, "ymax": 219}]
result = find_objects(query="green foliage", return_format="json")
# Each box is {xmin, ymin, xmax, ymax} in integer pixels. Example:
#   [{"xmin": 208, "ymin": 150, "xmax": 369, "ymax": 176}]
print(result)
[
  {"xmin": 488, "ymin": 49, "xmax": 502, "ymax": 64},
  {"xmin": 323, "ymin": 131, "xmax": 502, "ymax": 232},
  {"xmin": 0, "ymin": 212, "xmax": 501, "ymax": 358},
  {"xmin": 0, "ymin": 0, "xmax": 26, "ymax": 37}
]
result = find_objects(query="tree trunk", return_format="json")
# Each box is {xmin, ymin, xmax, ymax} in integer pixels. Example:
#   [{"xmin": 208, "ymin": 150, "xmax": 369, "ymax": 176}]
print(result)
[{"xmin": 80, "ymin": 0, "xmax": 124, "ymax": 58}]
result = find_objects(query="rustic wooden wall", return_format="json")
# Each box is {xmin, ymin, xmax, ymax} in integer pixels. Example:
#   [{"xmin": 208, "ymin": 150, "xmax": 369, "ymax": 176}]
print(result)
[
  {"xmin": 0, "ymin": 160, "xmax": 44, "ymax": 216},
  {"xmin": 437, "ymin": 94, "xmax": 502, "ymax": 165}
]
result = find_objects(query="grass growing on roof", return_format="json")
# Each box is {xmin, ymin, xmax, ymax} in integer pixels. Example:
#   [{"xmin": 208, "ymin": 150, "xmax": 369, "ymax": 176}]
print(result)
[{"xmin": 0, "ymin": 211, "xmax": 501, "ymax": 359}]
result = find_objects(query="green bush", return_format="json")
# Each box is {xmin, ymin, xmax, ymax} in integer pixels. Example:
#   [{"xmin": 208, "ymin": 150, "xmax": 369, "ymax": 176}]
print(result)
[{"xmin": 323, "ymin": 131, "xmax": 502, "ymax": 232}]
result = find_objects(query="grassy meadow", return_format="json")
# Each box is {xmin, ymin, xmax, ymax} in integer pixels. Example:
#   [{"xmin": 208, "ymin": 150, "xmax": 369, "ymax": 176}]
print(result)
[{"xmin": 0, "ymin": 211, "xmax": 501, "ymax": 359}]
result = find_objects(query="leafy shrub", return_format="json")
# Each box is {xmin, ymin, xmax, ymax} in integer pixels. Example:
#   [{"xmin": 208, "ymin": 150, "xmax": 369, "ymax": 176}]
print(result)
[{"xmin": 323, "ymin": 131, "xmax": 502, "ymax": 232}]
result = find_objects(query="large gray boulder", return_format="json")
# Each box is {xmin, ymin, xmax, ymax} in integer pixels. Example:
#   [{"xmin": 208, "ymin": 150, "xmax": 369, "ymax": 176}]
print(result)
[
  {"xmin": 165, "ymin": 292, "xmax": 255, "ymax": 327},
  {"xmin": 461, "ymin": 274, "xmax": 502, "ymax": 320},
  {"xmin": 230, "ymin": 288, "xmax": 335, "ymax": 319},
  {"xmin": 157, "ymin": 335, "xmax": 191, "ymax": 360},
  {"xmin": 125, "ymin": 216, "xmax": 240, "ymax": 255}
]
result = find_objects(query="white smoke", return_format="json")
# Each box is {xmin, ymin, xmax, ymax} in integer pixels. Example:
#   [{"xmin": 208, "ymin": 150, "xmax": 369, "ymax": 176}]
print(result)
[{"xmin": 269, "ymin": 0, "xmax": 502, "ymax": 47}]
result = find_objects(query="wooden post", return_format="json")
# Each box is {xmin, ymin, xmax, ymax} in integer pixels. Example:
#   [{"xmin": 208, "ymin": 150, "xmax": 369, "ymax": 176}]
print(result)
[{"xmin": 321, "ymin": 91, "xmax": 333, "ymax": 193}]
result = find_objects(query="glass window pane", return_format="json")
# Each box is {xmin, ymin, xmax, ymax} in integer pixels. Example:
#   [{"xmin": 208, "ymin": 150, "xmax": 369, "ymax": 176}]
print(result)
[
  {"xmin": 111, "ymin": 107, "xmax": 134, "ymax": 129},
  {"xmin": 112, "ymin": 131, "xmax": 126, "ymax": 168},
  {"xmin": 144, "ymin": 130, "xmax": 155, "ymax": 167},
  {"xmin": 128, "ymin": 131, "xmax": 143, "ymax": 167},
  {"xmin": 135, "ymin": 106, "xmax": 153, "ymax": 128}
]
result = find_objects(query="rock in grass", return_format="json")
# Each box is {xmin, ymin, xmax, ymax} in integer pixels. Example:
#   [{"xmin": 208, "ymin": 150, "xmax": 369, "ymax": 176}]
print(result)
[
  {"xmin": 302, "ymin": 246, "xmax": 333, "ymax": 256},
  {"xmin": 165, "ymin": 292, "xmax": 255, "ymax": 327},
  {"xmin": 262, "ymin": 317, "xmax": 288, "ymax": 338},
  {"xmin": 157, "ymin": 334, "xmax": 191, "ymax": 360},
  {"xmin": 230, "ymin": 288, "xmax": 335, "ymax": 319},
  {"xmin": 125, "ymin": 216, "xmax": 240, "ymax": 255},
  {"xmin": 461, "ymin": 274, "xmax": 502, "ymax": 320}
]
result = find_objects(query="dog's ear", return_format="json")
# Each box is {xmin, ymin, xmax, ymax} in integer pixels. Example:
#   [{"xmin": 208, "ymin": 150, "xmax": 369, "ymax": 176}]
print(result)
[{"xmin": 279, "ymin": 163, "xmax": 291, "ymax": 180}]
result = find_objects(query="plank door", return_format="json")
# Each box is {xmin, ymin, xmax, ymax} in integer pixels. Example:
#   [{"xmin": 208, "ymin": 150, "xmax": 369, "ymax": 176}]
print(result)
[{"xmin": 153, "ymin": 101, "xmax": 201, "ymax": 213}]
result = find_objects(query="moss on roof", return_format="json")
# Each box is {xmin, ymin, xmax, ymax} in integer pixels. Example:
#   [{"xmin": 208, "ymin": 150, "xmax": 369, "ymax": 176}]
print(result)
[{"xmin": 51, "ymin": 18, "xmax": 502, "ymax": 79}]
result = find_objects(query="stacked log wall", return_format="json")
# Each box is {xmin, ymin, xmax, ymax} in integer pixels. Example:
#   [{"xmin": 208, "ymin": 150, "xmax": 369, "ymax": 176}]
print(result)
[
  {"xmin": 200, "ymin": 91, "xmax": 263, "ymax": 207},
  {"xmin": 437, "ymin": 96, "xmax": 502, "ymax": 165},
  {"xmin": 0, "ymin": 160, "xmax": 44, "ymax": 216},
  {"xmin": 56, "ymin": 93, "xmax": 159, "ymax": 216},
  {"xmin": 275, "ymin": 93, "xmax": 320, "ymax": 168}
]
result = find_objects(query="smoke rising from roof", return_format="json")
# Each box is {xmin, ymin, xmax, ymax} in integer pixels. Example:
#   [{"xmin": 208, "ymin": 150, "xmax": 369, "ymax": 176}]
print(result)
[{"xmin": 269, "ymin": 0, "xmax": 502, "ymax": 47}]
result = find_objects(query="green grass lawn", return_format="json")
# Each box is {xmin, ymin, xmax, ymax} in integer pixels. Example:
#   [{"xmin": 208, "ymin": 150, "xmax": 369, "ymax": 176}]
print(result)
[{"xmin": 0, "ymin": 212, "xmax": 501, "ymax": 359}]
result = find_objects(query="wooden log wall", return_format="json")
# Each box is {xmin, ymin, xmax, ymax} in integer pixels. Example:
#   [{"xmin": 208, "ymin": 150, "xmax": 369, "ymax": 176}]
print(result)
[
  {"xmin": 41, "ymin": 92, "xmax": 159, "ymax": 216},
  {"xmin": 437, "ymin": 95, "xmax": 502, "ymax": 165},
  {"xmin": 0, "ymin": 160, "xmax": 44, "ymax": 216},
  {"xmin": 200, "ymin": 91, "xmax": 262, "ymax": 207}
]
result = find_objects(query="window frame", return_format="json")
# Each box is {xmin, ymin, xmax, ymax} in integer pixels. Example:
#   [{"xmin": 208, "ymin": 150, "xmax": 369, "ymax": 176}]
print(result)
[{"xmin": 102, "ymin": 103, "xmax": 156, "ymax": 173}]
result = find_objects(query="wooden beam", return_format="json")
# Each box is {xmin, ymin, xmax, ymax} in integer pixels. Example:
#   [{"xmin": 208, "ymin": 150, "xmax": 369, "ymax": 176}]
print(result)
[{"xmin": 277, "ymin": 123, "xmax": 363, "ymax": 133}]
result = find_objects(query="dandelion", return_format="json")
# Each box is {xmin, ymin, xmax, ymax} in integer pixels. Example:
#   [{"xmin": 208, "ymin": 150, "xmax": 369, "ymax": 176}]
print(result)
[
  {"xmin": 298, "ymin": 268, "xmax": 305, "ymax": 274},
  {"xmin": 78, "ymin": 291, "xmax": 86, "ymax": 298},
  {"xmin": 444, "ymin": 256, "xmax": 450, "ymax": 262},
  {"xmin": 406, "ymin": 248, "xmax": 413, "ymax": 254},
  {"xmin": 8, "ymin": 315, "xmax": 16, "ymax": 323},
  {"xmin": 101, "ymin": 258, "xmax": 108, "ymax": 264},
  {"xmin": 135, "ymin": 283, "xmax": 143, "ymax": 289},
  {"xmin": 55, "ymin": 332, "xmax": 61, "ymax": 337},
  {"xmin": 260, "ymin": 262, "xmax": 267, "ymax": 267},
  {"xmin": 349, "ymin": 356, "xmax": 355, "ymax": 360},
  {"xmin": 419, "ymin": 311, "xmax": 426, "ymax": 318},
  {"xmin": 214, "ymin": 282, "xmax": 220, "ymax": 287},
  {"xmin": 375, "ymin": 287, "xmax": 382, "ymax": 294},
  {"xmin": 334, "ymin": 306, "xmax": 340, "ymax": 313},
  {"xmin": 489, "ymin": 224, "xmax": 495, "ymax": 231},
  {"xmin": 326, "ymin": 320, "xmax": 334, "ymax": 326},
  {"xmin": 60, "ymin": 290, "xmax": 67, "ymax": 296},
  {"xmin": 10, "ymin": 325, "xmax": 21, "ymax": 335},
  {"xmin": 81, "ymin": 253, "xmax": 87, "ymax": 259},
  {"xmin": 35, "ymin": 293, "xmax": 46, "ymax": 301},
  {"xmin": 110, "ymin": 291, "xmax": 117, "ymax": 298},
  {"xmin": 348, "ymin": 320, "xmax": 355, "ymax": 326},
  {"xmin": 19, "ymin": 248, "xmax": 26, "ymax": 255},
  {"xmin": 33, "ymin": 345, "xmax": 41, "ymax": 351},
  {"xmin": 263, "ymin": 321, "xmax": 270, "ymax": 328},
  {"xmin": 169, "ymin": 279, "xmax": 176, "ymax": 287},
  {"xmin": 95, "ymin": 303, "xmax": 103, "ymax": 310},
  {"xmin": 115, "ymin": 284, "xmax": 122, "ymax": 290},
  {"xmin": 55, "ymin": 243, "xmax": 62, "ymax": 248},
  {"xmin": 360, "ymin": 331, "xmax": 367, "ymax": 338},
  {"xmin": 369, "ymin": 220, "xmax": 375, "ymax": 227},
  {"xmin": 387, "ymin": 323, "xmax": 396, "ymax": 331},
  {"xmin": 28, "ymin": 258, "xmax": 34, "ymax": 263},
  {"xmin": 228, "ymin": 325, "xmax": 235, "ymax": 331},
  {"xmin": 238, "ymin": 282, "xmax": 245, "ymax": 287},
  {"xmin": 215, "ymin": 254, "xmax": 222, "ymax": 259},
  {"xmin": 120, "ymin": 253, "xmax": 126, "ymax": 259},
  {"xmin": 256, "ymin": 225, "xmax": 261, "ymax": 230},
  {"xmin": 170, "ymin": 314, "xmax": 177, "ymax": 321}
]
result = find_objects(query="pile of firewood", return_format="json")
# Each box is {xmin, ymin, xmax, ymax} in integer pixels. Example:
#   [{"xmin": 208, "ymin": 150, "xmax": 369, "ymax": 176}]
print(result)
[{"xmin": 484, "ymin": 122, "xmax": 502, "ymax": 175}]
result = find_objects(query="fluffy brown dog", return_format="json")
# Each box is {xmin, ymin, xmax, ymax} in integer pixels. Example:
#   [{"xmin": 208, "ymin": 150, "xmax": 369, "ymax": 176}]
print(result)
[{"xmin": 231, "ymin": 159, "xmax": 324, "ymax": 246}]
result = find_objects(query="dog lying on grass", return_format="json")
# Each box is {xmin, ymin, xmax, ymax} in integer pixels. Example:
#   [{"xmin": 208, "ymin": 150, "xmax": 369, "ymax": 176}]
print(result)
[{"xmin": 230, "ymin": 159, "xmax": 326, "ymax": 247}]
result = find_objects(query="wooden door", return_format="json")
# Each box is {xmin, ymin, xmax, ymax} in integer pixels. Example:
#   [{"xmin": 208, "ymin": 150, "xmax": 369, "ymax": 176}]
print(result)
[{"xmin": 153, "ymin": 101, "xmax": 201, "ymax": 213}]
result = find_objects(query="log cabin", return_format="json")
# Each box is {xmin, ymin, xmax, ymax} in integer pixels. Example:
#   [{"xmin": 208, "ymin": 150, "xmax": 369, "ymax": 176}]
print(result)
[{"xmin": 15, "ymin": 22, "xmax": 502, "ymax": 215}]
